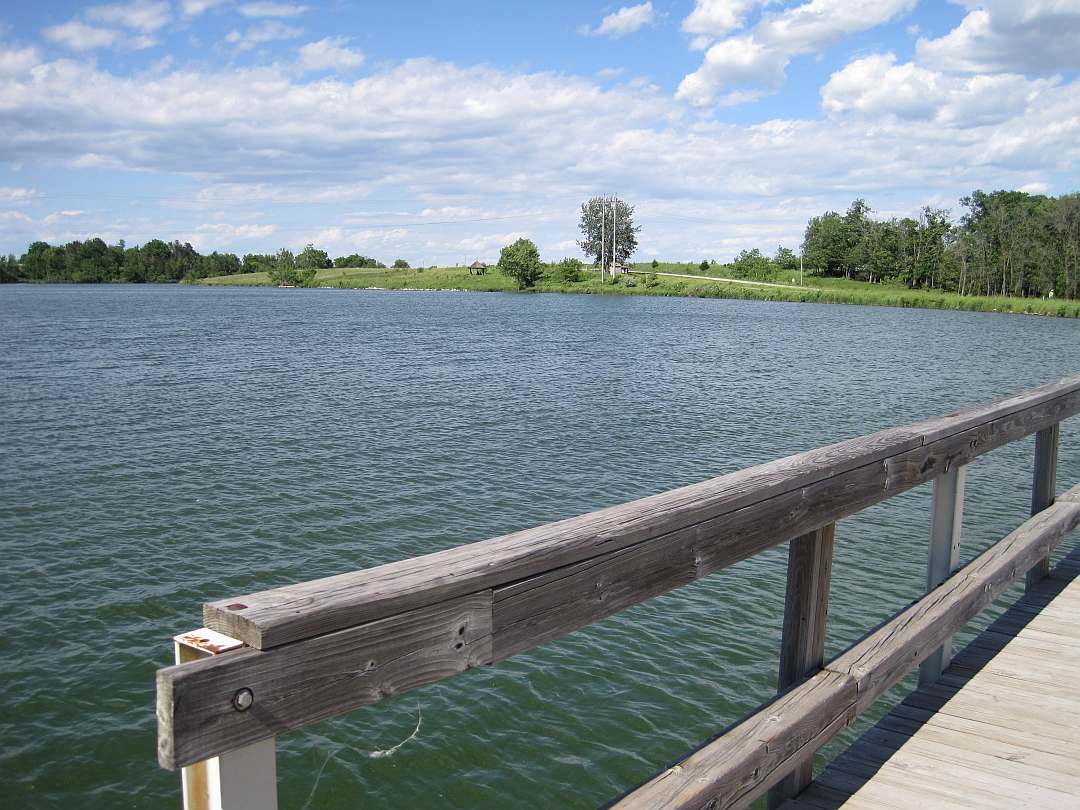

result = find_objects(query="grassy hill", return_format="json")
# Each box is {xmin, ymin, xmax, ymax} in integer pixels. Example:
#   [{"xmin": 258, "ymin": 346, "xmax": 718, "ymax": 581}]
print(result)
[{"xmin": 200, "ymin": 264, "xmax": 1080, "ymax": 318}]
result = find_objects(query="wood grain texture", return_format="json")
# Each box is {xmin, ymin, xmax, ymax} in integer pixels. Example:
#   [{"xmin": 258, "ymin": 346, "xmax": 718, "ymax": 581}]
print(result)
[
  {"xmin": 607, "ymin": 670, "xmax": 857, "ymax": 810},
  {"xmin": 204, "ymin": 377, "xmax": 1080, "ymax": 650},
  {"xmin": 827, "ymin": 573, "xmax": 989, "ymax": 713},
  {"xmin": 492, "ymin": 394, "xmax": 1079, "ymax": 665},
  {"xmin": 1027, "ymin": 423, "xmax": 1061, "ymax": 589},
  {"xmin": 827, "ymin": 499, "xmax": 1080, "ymax": 711},
  {"xmin": 768, "ymin": 524, "xmax": 835, "ymax": 809},
  {"xmin": 158, "ymin": 592, "xmax": 492, "ymax": 770},
  {"xmin": 789, "ymin": 548, "xmax": 1080, "ymax": 809}
]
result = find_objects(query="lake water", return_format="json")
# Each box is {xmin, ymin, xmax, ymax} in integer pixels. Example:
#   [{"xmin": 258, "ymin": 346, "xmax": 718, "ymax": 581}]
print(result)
[{"xmin": 2, "ymin": 284, "xmax": 1078, "ymax": 809}]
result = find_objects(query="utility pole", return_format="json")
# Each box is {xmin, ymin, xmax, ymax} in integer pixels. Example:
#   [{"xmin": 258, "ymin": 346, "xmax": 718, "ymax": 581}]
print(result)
[
  {"xmin": 600, "ymin": 197, "xmax": 606, "ymax": 284},
  {"xmin": 800, "ymin": 252, "xmax": 803, "ymax": 286},
  {"xmin": 612, "ymin": 194, "xmax": 617, "ymax": 279}
]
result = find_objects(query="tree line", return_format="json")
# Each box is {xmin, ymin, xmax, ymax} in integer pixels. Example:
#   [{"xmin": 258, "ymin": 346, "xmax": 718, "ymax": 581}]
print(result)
[
  {"xmin": 798, "ymin": 190, "xmax": 1080, "ymax": 298},
  {"xmin": 1, "ymin": 239, "xmax": 408, "ymax": 284}
]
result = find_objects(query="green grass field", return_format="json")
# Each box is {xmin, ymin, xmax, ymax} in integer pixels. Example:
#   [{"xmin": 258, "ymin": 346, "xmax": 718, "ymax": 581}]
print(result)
[{"xmin": 200, "ymin": 264, "xmax": 1080, "ymax": 318}]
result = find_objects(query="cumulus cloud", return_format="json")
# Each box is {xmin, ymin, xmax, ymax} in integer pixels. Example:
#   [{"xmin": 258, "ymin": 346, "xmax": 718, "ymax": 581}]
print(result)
[
  {"xmin": 239, "ymin": 2, "xmax": 309, "ymax": 18},
  {"xmin": 756, "ymin": 0, "xmax": 915, "ymax": 52},
  {"xmin": 225, "ymin": 21, "xmax": 304, "ymax": 49},
  {"xmin": 298, "ymin": 37, "xmax": 365, "ymax": 73},
  {"xmin": 0, "ymin": 46, "xmax": 41, "ymax": 75},
  {"xmin": 87, "ymin": 0, "xmax": 171, "ymax": 32},
  {"xmin": 43, "ymin": 20, "xmax": 121, "ymax": 51},
  {"xmin": 682, "ymin": 0, "xmax": 764, "ymax": 39},
  {"xmin": 678, "ymin": 0, "xmax": 916, "ymax": 106},
  {"xmin": 823, "ymin": 52, "xmax": 1061, "ymax": 128},
  {"xmin": 917, "ymin": 1, "xmax": 1080, "ymax": 74},
  {"xmin": 181, "ymin": 0, "xmax": 228, "ymax": 15},
  {"xmin": 2, "ymin": 47, "xmax": 1078, "ymax": 261},
  {"xmin": 581, "ymin": 3, "xmax": 655, "ymax": 38},
  {"xmin": 677, "ymin": 35, "xmax": 786, "ymax": 105}
]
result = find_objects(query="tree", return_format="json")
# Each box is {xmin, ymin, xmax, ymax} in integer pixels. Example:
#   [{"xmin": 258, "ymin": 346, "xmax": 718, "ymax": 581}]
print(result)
[
  {"xmin": 498, "ymin": 238, "xmax": 542, "ymax": 288},
  {"xmin": 297, "ymin": 244, "xmax": 332, "ymax": 270},
  {"xmin": 335, "ymin": 254, "xmax": 383, "ymax": 268},
  {"xmin": 577, "ymin": 196, "xmax": 639, "ymax": 270},
  {"xmin": 555, "ymin": 257, "xmax": 583, "ymax": 283},
  {"xmin": 0, "ymin": 254, "xmax": 19, "ymax": 283},
  {"xmin": 392, "ymin": 258, "xmax": 410, "ymax": 269},
  {"xmin": 731, "ymin": 248, "xmax": 773, "ymax": 281},
  {"xmin": 774, "ymin": 246, "xmax": 798, "ymax": 271},
  {"xmin": 699, "ymin": 259, "xmax": 710, "ymax": 271}
]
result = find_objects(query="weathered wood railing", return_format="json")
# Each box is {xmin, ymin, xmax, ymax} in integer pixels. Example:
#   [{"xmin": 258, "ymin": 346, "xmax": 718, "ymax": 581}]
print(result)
[{"xmin": 156, "ymin": 375, "xmax": 1080, "ymax": 809}]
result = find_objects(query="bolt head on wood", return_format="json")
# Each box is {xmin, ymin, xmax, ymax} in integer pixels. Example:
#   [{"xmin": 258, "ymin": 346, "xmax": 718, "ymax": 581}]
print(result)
[{"xmin": 233, "ymin": 688, "xmax": 254, "ymax": 712}]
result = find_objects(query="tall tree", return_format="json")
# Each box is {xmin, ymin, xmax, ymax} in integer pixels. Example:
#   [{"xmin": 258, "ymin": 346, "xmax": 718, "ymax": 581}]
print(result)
[
  {"xmin": 497, "ymin": 238, "xmax": 542, "ymax": 288},
  {"xmin": 578, "ymin": 197, "xmax": 639, "ymax": 270}
]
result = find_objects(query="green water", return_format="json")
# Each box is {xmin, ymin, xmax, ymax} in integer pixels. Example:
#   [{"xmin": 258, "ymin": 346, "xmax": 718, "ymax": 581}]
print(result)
[{"xmin": 1, "ymin": 284, "xmax": 1077, "ymax": 808}]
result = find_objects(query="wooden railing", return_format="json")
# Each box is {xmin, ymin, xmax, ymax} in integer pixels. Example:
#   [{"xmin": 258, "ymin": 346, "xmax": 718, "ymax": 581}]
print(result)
[{"xmin": 156, "ymin": 375, "xmax": 1080, "ymax": 809}]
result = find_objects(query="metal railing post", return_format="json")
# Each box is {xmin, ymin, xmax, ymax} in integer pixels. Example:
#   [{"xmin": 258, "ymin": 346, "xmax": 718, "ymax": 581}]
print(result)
[
  {"xmin": 174, "ymin": 630, "xmax": 278, "ymax": 810},
  {"xmin": 919, "ymin": 464, "xmax": 966, "ymax": 687},
  {"xmin": 767, "ymin": 522, "xmax": 835, "ymax": 809},
  {"xmin": 1026, "ymin": 423, "xmax": 1060, "ymax": 590}
]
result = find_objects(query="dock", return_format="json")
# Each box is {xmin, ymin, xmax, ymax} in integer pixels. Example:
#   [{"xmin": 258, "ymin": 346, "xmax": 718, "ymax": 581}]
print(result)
[
  {"xmin": 782, "ymin": 547, "xmax": 1080, "ymax": 809},
  {"xmin": 154, "ymin": 375, "xmax": 1080, "ymax": 809}
]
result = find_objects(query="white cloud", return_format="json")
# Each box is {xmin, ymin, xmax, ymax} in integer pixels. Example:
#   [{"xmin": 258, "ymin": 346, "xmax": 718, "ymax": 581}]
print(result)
[
  {"xmin": 822, "ymin": 52, "xmax": 1059, "ymax": 128},
  {"xmin": 182, "ymin": 222, "xmax": 278, "ymax": 249},
  {"xmin": 43, "ymin": 210, "xmax": 85, "ymax": 225},
  {"xmin": 582, "ymin": 3, "xmax": 655, "ymax": 38},
  {"xmin": 298, "ymin": 37, "xmax": 365, "ymax": 73},
  {"xmin": 0, "ymin": 187, "xmax": 38, "ymax": 204},
  {"xmin": 682, "ymin": 0, "xmax": 764, "ymax": 38},
  {"xmin": 43, "ymin": 20, "xmax": 121, "ymax": 51},
  {"xmin": 677, "ymin": 35, "xmax": 787, "ymax": 105},
  {"xmin": 2, "ymin": 48, "xmax": 1078, "ymax": 261},
  {"xmin": 755, "ymin": 0, "xmax": 915, "ymax": 52},
  {"xmin": 181, "ymin": 0, "xmax": 227, "ymax": 16},
  {"xmin": 239, "ymin": 2, "xmax": 309, "ymax": 18},
  {"xmin": 87, "ymin": 0, "xmax": 171, "ymax": 32},
  {"xmin": 917, "ymin": 1, "xmax": 1080, "ymax": 74},
  {"xmin": 226, "ymin": 21, "xmax": 304, "ymax": 49},
  {"xmin": 679, "ymin": 0, "xmax": 916, "ymax": 106},
  {"xmin": 0, "ymin": 46, "xmax": 41, "ymax": 75}
]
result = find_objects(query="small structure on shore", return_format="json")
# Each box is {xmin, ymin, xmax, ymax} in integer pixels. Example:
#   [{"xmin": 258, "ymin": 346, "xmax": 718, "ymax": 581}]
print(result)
[
  {"xmin": 610, "ymin": 261, "xmax": 628, "ymax": 275},
  {"xmin": 469, "ymin": 260, "xmax": 488, "ymax": 275}
]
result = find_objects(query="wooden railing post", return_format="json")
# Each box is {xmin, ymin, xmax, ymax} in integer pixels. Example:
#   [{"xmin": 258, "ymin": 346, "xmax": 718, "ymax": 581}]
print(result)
[
  {"xmin": 173, "ymin": 630, "xmax": 278, "ymax": 810},
  {"xmin": 766, "ymin": 522, "xmax": 835, "ymax": 809},
  {"xmin": 919, "ymin": 464, "xmax": 966, "ymax": 687},
  {"xmin": 1026, "ymin": 423, "xmax": 1060, "ymax": 590}
]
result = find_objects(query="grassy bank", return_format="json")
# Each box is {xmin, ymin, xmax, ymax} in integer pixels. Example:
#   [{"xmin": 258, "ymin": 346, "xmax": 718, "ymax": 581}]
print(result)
[{"xmin": 200, "ymin": 264, "xmax": 1080, "ymax": 318}]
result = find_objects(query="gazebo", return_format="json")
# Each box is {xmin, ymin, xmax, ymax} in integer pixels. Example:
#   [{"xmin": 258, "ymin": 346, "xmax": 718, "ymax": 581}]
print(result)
[{"xmin": 469, "ymin": 260, "xmax": 488, "ymax": 275}]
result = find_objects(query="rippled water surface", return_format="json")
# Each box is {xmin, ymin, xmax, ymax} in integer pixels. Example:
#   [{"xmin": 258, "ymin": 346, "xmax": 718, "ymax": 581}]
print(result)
[{"xmin": 2, "ymin": 284, "xmax": 1078, "ymax": 808}]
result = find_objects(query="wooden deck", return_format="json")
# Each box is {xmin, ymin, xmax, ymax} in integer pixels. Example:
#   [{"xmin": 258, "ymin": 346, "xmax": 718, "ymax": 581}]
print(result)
[{"xmin": 782, "ymin": 547, "xmax": 1080, "ymax": 809}]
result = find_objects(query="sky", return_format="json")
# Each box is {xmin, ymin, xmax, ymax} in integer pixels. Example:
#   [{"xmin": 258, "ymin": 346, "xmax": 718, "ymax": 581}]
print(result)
[{"xmin": 1, "ymin": 0, "xmax": 1079, "ymax": 264}]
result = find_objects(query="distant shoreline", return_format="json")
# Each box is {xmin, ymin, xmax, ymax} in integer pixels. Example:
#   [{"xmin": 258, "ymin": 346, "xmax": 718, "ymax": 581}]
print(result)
[{"xmin": 197, "ymin": 265, "xmax": 1080, "ymax": 319}]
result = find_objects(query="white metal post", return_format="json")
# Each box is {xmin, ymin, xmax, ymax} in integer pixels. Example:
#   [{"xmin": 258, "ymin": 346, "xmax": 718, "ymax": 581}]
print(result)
[
  {"xmin": 600, "ymin": 198, "xmax": 606, "ymax": 284},
  {"xmin": 1026, "ymin": 423, "xmax": 1060, "ymax": 590},
  {"xmin": 919, "ymin": 465, "xmax": 965, "ymax": 687},
  {"xmin": 174, "ymin": 629, "xmax": 278, "ymax": 810},
  {"xmin": 612, "ymin": 195, "xmax": 617, "ymax": 276}
]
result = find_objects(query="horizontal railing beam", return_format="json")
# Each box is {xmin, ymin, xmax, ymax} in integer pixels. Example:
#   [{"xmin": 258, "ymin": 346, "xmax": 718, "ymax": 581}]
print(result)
[
  {"xmin": 158, "ymin": 594, "xmax": 492, "ymax": 770},
  {"xmin": 609, "ymin": 483, "xmax": 1080, "ymax": 810},
  {"xmin": 156, "ymin": 379, "xmax": 1080, "ymax": 771},
  {"xmin": 205, "ymin": 376, "xmax": 1080, "ymax": 651}
]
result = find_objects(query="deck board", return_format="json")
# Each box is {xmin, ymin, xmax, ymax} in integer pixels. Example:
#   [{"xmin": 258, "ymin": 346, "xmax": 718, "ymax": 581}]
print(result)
[{"xmin": 781, "ymin": 549, "xmax": 1080, "ymax": 809}]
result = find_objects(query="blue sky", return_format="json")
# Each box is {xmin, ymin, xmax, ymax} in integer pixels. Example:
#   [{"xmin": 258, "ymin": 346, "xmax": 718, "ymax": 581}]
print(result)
[{"xmin": 1, "ymin": 1, "xmax": 1078, "ymax": 264}]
